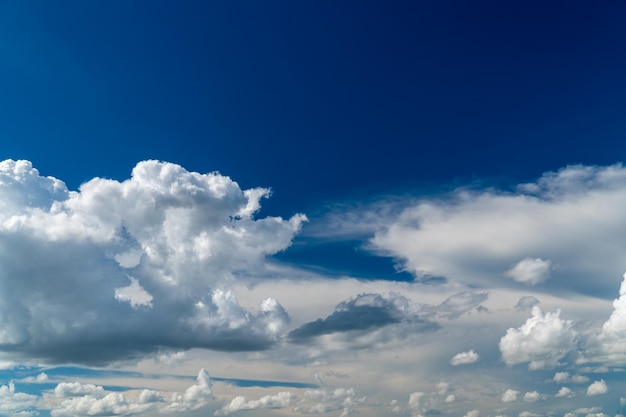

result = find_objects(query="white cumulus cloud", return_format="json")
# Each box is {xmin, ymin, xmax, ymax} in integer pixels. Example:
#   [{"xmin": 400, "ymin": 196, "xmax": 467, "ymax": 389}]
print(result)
[
  {"xmin": 555, "ymin": 387, "xmax": 573, "ymax": 398},
  {"xmin": 586, "ymin": 380, "xmax": 608, "ymax": 396},
  {"xmin": 499, "ymin": 306, "xmax": 576, "ymax": 369},
  {"xmin": 0, "ymin": 160, "xmax": 305, "ymax": 364},
  {"xmin": 502, "ymin": 389, "xmax": 518, "ymax": 403}
]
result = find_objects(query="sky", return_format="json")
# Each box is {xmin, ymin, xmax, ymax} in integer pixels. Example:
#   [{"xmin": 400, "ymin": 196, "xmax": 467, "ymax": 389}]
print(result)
[{"xmin": 1, "ymin": 1, "xmax": 626, "ymax": 416}]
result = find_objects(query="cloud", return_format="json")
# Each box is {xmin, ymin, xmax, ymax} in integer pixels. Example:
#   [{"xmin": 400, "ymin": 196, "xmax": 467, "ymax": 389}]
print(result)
[
  {"xmin": 433, "ymin": 291, "xmax": 489, "ymax": 319},
  {"xmin": 553, "ymin": 372, "xmax": 589, "ymax": 384},
  {"xmin": 50, "ymin": 369, "xmax": 212, "ymax": 416},
  {"xmin": 499, "ymin": 306, "xmax": 576, "ymax": 370},
  {"xmin": 288, "ymin": 293, "xmax": 439, "ymax": 347},
  {"xmin": 293, "ymin": 387, "xmax": 365, "ymax": 416},
  {"xmin": 0, "ymin": 381, "xmax": 39, "ymax": 415},
  {"xmin": 504, "ymin": 258, "xmax": 552, "ymax": 285},
  {"xmin": 515, "ymin": 296, "xmax": 540, "ymax": 311},
  {"xmin": 586, "ymin": 380, "xmax": 608, "ymax": 396},
  {"xmin": 450, "ymin": 350, "xmax": 479, "ymax": 366},
  {"xmin": 522, "ymin": 391, "xmax": 540, "ymax": 402},
  {"xmin": 409, "ymin": 391, "xmax": 424, "ymax": 413},
  {"xmin": 19, "ymin": 373, "xmax": 48, "ymax": 383},
  {"xmin": 589, "ymin": 273, "xmax": 626, "ymax": 365},
  {"xmin": 555, "ymin": 387, "xmax": 573, "ymax": 398},
  {"xmin": 217, "ymin": 391, "xmax": 293, "ymax": 415},
  {"xmin": 0, "ymin": 160, "xmax": 305, "ymax": 364},
  {"xmin": 502, "ymin": 389, "xmax": 518, "ymax": 403},
  {"xmin": 369, "ymin": 164, "xmax": 626, "ymax": 295}
]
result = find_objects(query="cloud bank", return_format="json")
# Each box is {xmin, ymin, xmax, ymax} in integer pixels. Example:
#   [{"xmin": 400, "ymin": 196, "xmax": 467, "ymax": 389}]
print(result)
[{"xmin": 369, "ymin": 164, "xmax": 626, "ymax": 296}]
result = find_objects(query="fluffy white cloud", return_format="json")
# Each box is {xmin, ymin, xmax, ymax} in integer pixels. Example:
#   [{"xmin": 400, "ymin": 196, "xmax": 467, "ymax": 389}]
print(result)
[
  {"xmin": 555, "ymin": 387, "xmax": 573, "ymax": 398},
  {"xmin": 52, "ymin": 369, "xmax": 212, "ymax": 416},
  {"xmin": 502, "ymin": 389, "xmax": 518, "ymax": 403},
  {"xmin": 499, "ymin": 306, "xmax": 576, "ymax": 369},
  {"xmin": 553, "ymin": 372, "xmax": 589, "ymax": 384},
  {"xmin": 369, "ymin": 164, "xmax": 626, "ymax": 295},
  {"xmin": 464, "ymin": 409, "xmax": 479, "ymax": 417},
  {"xmin": 0, "ymin": 381, "xmax": 39, "ymax": 415},
  {"xmin": 217, "ymin": 392, "xmax": 293, "ymax": 415},
  {"xmin": 522, "ymin": 391, "xmax": 540, "ymax": 402},
  {"xmin": 504, "ymin": 258, "xmax": 552, "ymax": 285},
  {"xmin": 450, "ymin": 350, "xmax": 479, "ymax": 366},
  {"xmin": 0, "ymin": 160, "xmax": 305, "ymax": 364},
  {"xmin": 590, "ymin": 274, "xmax": 626, "ymax": 365},
  {"xmin": 586, "ymin": 380, "xmax": 608, "ymax": 396}
]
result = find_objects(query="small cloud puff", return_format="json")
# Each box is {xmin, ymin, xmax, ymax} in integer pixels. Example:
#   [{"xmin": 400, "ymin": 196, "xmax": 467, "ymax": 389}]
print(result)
[
  {"xmin": 504, "ymin": 258, "xmax": 552, "ymax": 285},
  {"xmin": 450, "ymin": 350, "xmax": 479, "ymax": 366},
  {"xmin": 523, "ymin": 391, "xmax": 540, "ymax": 402},
  {"xmin": 555, "ymin": 387, "xmax": 573, "ymax": 398},
  {"xmin": 586, "ymin": 380, "xmax": 608, "ymax": 396},
  {"xmin": 502, "ymin": 389, "xmax": 518, "ymax": 403}
]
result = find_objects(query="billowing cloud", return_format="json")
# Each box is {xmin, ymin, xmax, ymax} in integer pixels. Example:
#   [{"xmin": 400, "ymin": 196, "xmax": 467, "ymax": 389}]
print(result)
[
  {"xmin": 504, "ymin": 258, "xmax": 552, "ymax": 285},
  {"xmin": 591, "ymin": 274, "xmax": 626, "ymax": 365},
  {"xmin": 450, "ymin": 350, "xmax": 479, "ymax": 366},
  {"xmin": 586, "ymin": 380, "xmax": 608, "ymax": 396},
  {"xmin": 555, "ymin": 387, "xmax": 574, "ymax": 398},
  {"xmin": 499, "ymin": 306, "xmax": 576, "ymax": 370},
  {"xmin": 0, "ymin": 160, "xmax": 305, "ymax": 364},
  {"xmin": 288, "ymin": 293, "xmax": 439, "ymax": 346},
  {"xmin": 50, "ymin": 369, "xmax": 212, "ymax": 416},
  {"xmin": 0, "ymin": 381, "xmax": 39, "ymax": 415},
  {"xmin": 501, "ymin": 389, "xmax": 518, "ymax": 403},
  {"xmin": 369, "ymin": 164, "xmax": 626, "ymax": 295},
  {"xmin": 523, "ymin": 391, "xmax": 540, "ymax": 402}
]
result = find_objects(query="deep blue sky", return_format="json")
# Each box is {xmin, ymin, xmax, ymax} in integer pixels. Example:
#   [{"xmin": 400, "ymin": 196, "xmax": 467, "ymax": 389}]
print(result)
[{"xmin": 2, "ymin": 0, "xmax": 626, "ymax": 217}]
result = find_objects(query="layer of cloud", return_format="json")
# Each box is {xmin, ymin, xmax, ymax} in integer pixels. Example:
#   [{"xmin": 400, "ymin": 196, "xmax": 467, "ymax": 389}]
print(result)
[
  {"xmin": 0, "ymin": 160, "xmax": 305, "ymax": 364},
  {"xmin": 217, "ymin": 391, "xmax": 293, "ymax": 415},
  {"xmin": 369, "ymin": 164, "xmax": 626, "ymax": 295},
  {"xmin": 293, "ymin": 387, "xmax": 366, "ymax": 416}
]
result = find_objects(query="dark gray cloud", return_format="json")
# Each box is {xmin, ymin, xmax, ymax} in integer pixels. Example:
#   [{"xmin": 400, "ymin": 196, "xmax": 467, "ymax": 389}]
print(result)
[{"xmin": 288, "ymin": 293, "xmax": 438, "ymax": 343}]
